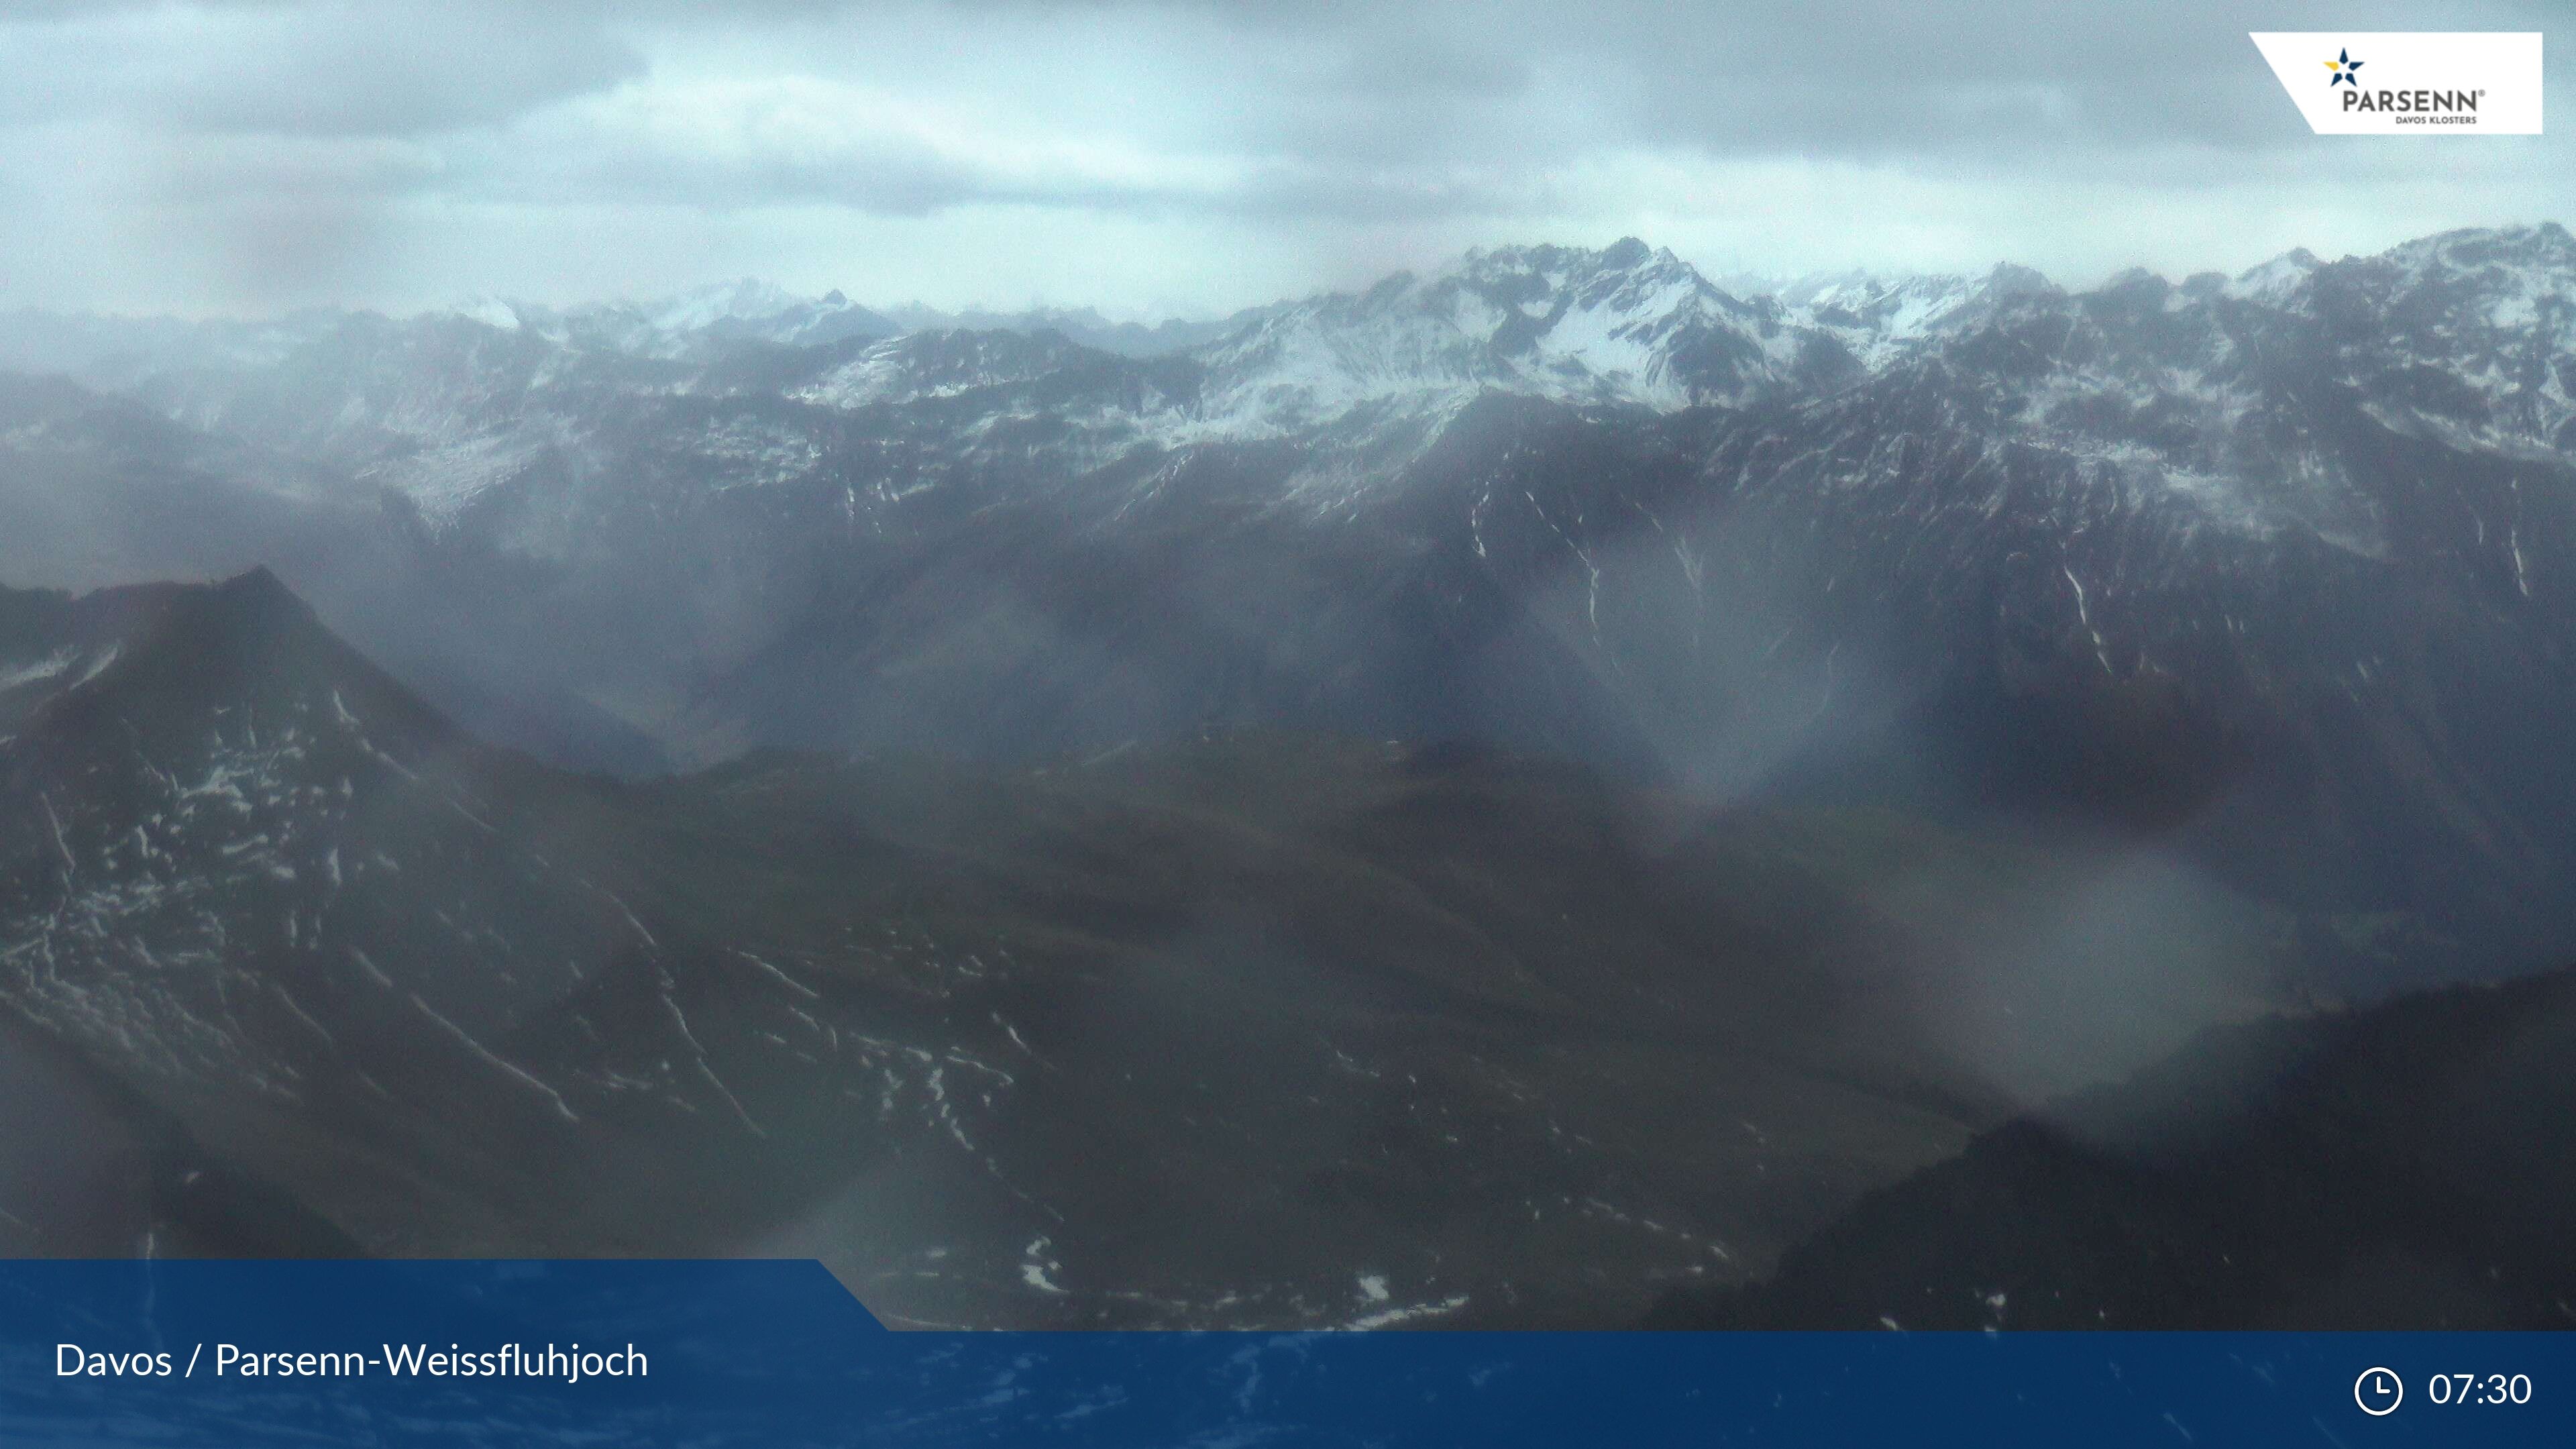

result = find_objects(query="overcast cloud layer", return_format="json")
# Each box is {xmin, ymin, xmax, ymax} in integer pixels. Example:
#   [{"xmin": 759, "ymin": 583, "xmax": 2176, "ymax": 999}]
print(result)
[{"xmin": 0, "ymin": 0, "xmax": 2567, "ymax": 318}]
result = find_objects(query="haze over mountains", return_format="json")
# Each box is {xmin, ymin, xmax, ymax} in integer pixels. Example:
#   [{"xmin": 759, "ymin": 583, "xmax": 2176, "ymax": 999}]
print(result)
[
  {"xmin": 0, "ymin": 565, "xmax": 2179, "ymax": 1326},
  {"xmin": 2, "ymin": 222, "xmax": 2574, "ymax": 1326},
  {"xmin": 7, "ymin": 224, "xmax": 2573, "ymax": 965},
  {"xmin": 1649, "ymin": 961, "xmax": 2576, "ymax": 1330}
]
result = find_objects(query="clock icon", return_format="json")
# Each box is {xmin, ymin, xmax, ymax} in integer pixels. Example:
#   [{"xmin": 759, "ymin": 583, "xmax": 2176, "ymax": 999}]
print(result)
[{"xmin": 2356, "ymin": 1367, "xmax": 2404, "ymax": 1416}]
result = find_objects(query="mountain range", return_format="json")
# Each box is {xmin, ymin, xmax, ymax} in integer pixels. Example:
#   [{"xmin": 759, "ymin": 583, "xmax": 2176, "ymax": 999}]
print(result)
[
  {"xmin": 3, "ymin": 222, "xmax": 2574, "ymax": 1326},
  {"xmin": 0, "ymin": 565, "xmax": 2175, "ymax": 1325},
  {"xmin": 8, "ymin": 224, "xmax": 2572, "ymax": 975}
]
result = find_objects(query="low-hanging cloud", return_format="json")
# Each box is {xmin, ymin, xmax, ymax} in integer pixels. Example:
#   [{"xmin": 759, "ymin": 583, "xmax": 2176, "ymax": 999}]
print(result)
[
  {"xmin": 0, "ymin": 0, "xmax": 2566, "ymax": 315},
  {"xmin": 1, "ymin": 3, "xmax": 643, "ymax": 138}
]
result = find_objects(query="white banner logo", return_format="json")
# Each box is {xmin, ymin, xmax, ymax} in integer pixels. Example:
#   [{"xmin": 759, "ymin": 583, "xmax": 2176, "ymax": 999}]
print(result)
[{"xmin": 2249, "ymin": 32, "xmax": 2542, "ymax": 134}]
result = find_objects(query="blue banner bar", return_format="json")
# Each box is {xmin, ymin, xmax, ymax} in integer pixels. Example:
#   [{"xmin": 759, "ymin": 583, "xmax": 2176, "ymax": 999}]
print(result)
[{"xmin": 2, "ymin": 1260, "xmax": 2566, "ymax": 1445}]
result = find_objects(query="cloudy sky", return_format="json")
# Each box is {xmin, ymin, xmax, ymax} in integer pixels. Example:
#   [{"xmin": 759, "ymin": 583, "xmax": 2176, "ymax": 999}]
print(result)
[{"xmin": 0, "ymin": 0, "xmax": 2567, "ymax": 319}]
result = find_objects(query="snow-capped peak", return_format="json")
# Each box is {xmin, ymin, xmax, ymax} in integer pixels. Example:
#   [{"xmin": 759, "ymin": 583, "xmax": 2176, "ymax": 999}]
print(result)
[
  {"xmin": 1788, "ymin": 265, "xmax": 2056, "ymax": 370},
  {"xmin": 1183, "ymin": 237, "xmax": 1784, "ymax": 437},
  {"xmin": 533, "ymin": 280, "xmax": 897, "ymax": 360},
  {"xmin": 643, "ymin": 278, "xmax": 814, "ymax": 334},
  {"xmin": 453, "ymin": 297, "xmax": 525, "ymax": 332},
  {"xmin": 2223, "ymin": 248, "xmax": 2324, "ymax": 305}
]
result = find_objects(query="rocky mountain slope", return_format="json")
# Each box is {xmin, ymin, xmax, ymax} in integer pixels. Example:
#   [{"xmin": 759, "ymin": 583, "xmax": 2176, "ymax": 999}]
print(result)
[
  {"xmin": 5, "ymin": 569, "xmax": 2312, "ymax": 1326},
  {"xmin": 3, "ymin": 222, "xmax": 2573, "ymax": 1327},
  {"xmin": 1645, "ymin": 961, "xmax": 2576, "ymax": 1330},
  {"xmin": 3, "ymin": 225, "xmax": 2572, "ymax": 989}
]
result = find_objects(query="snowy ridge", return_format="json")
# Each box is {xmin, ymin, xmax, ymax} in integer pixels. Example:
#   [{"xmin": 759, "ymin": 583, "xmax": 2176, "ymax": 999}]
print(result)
[
  {"xmin": 793, "ymin": 329, "xmax": 1134, "ymax": 410},
  {"xmin": 1798, "ymin": 264, "xmax": 2058, "ymax": 370},
  {"xmin": 643, "ymin": 278, "xmax": 814, "ymax": 335},
  {"xmin": 1182, "ymin": 238, "xmax": 1782, "ymax": 437},
  {"xmin": 5, "ymin": 225, "xmax": 2568, "ymax": 536},
  {"xmin": 2313, "ymin": 223, "xmax": 2576, "ymax": 458}
]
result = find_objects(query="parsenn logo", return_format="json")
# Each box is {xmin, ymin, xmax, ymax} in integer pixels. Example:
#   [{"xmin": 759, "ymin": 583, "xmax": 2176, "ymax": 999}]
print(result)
[
  {"xmin": 2249, "ymin": 32, "xmax": 2541, "ymax": 135},
  {"xmin": 2326, "ymin": 41, "xmax": 2477, "ymax": 119}
]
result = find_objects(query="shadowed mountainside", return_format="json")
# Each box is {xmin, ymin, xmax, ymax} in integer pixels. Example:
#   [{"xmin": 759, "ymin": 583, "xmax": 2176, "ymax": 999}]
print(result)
[
  {"xmin": 1645, "ymin": 963, "xmax": 2576, "ymax": 1330},
  {"xmin": 0, "ymin": 569, "xmax": 2330, "ymax": 1326}
]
